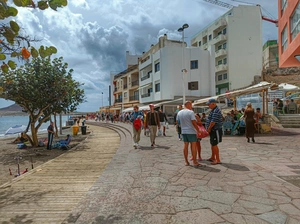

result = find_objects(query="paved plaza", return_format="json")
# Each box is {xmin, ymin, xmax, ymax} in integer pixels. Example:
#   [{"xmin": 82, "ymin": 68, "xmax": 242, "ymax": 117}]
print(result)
[{"xmin": 67, "ymin": 122, "xmax": 300, "ymax": 224}]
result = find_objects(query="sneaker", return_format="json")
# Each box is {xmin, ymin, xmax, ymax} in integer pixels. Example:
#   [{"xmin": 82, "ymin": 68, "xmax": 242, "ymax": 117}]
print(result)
[
  {"xmin": 179, "ymin": 138, "xmax": 182, "ymax": 141},
  {"xmin": 133, "ymin": 143, "xmax": 137, "ymax": 149}
]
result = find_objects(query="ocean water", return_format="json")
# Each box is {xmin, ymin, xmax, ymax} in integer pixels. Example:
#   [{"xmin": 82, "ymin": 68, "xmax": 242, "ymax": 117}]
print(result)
[{"xmin": 0, "ymin": 115, "xmax": 69, "ymax": 138}]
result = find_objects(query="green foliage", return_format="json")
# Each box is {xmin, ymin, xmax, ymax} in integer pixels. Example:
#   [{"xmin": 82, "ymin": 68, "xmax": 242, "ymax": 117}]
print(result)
[
  {"xmin": 0, "ymin": 0, "xmax": 68, "ymax": 72},
  {"xmin": 0, "ymin": 56, "xmax": 85, "ymax": 146}
]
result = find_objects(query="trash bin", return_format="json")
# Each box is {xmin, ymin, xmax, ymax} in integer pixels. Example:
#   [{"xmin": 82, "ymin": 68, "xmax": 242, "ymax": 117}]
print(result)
[
  {"xmin": 72, "ymin": 125, "xmax": 79, "ymax": 136},
  {"xmin": 81, "ymin": 126, "xmax": 87, "ymax": 135}
]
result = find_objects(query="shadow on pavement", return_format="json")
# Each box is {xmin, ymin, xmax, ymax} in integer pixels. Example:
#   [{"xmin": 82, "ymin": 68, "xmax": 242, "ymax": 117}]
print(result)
[
  {"xmin": 195, "ymin": 165, "xmax": 221, "ymax": 173},
  {"xmin": 221, "ymin": 163, "xmax": 250, "ymax": 171}
]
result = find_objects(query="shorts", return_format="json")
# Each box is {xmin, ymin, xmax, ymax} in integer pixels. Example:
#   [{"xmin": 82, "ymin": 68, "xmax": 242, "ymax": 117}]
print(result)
[
  {"xmin": 160, "ymin": 122, "xmax": 166, "ymax": 127},
  {"xmin": 210, "ymin": 129, "xmax": 222, "ymax": 146},
  {"xmin": 182, "ymin": 134, "xmax": 198, "ymax": 143}
]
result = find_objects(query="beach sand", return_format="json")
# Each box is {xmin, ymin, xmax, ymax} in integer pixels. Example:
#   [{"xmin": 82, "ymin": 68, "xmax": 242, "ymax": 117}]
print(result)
[{"xmin": 0, "ymin": 128, "xmax": 87, "ymax": 186}]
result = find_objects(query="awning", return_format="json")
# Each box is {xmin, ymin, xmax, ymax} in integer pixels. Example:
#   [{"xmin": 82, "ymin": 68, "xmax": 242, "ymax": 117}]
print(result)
[
  {"xmin": 193, "ymin": 82, "xmax": 276, "ymax": 106},
  {"xmin": 122, "ymin": 107, "xmax": 134, "ymax": 112},
  {"xmin": 137, "ymin": 83, "xmax": 152, "ymax": 90}
]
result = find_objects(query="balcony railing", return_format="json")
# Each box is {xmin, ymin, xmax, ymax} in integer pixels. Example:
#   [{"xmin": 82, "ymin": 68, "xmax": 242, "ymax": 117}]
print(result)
[
  {"xmin": 215, "ymin": 64, "xmax": 228, "ymax": 73},
  {"xmin": 141, "ymin": 73, "xmax": 150, "ymax": 81},
  {"xmin": 215, "ymin": 49, "xmax": 227, "ymax": 58},
  {"xmin": 141, "ymin": 93, "xmax": 150, "ymax": 98},
  {"xmin": 123, "ymin": 84, "xmax": 127, "ymax": 89},
  {"xmin": 131, "ymin": 80, "xmax": 139, "ymax": 87},
  {"xmin": 115, "ymin": 99, "xmax": 122, "ymax": 103},
  {"xmin": 129, "ymin": 95, "xmax": 139, "ymax": 101}
]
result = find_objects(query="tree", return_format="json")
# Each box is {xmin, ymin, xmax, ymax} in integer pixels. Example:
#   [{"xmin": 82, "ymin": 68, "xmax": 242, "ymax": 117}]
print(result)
[
  {"xmin": 0, "ymin": 0, "xmax": 68, "ymax": 72},
  {"xmin": 0, "ymin": 56, "xmax": 85, "ymax": 146}
]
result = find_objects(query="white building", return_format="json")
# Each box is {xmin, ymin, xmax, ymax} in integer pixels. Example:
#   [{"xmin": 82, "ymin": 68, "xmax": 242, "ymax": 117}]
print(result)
[
  {"xmin": 138, "ymin": 34, "xmax": 215, "ymax": 108},
  {"xmin": 191, "ymin": 5, "xmax": 263, "ymax": 94}
]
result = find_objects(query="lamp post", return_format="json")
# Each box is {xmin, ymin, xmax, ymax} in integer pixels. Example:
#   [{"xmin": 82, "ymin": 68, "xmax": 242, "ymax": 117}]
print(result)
[
  {"xmin": 101, "ymin": 92, "xmax": 103, "ymax": 107},
  {"xmin": 178, "ymin": 23, "xmax": 189, "ymax": 104}
]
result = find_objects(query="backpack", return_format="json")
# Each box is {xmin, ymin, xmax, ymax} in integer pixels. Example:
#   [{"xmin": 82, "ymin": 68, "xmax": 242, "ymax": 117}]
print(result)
[{"xmin": 133, "ymin": 118, "xmax": 142, "ymax": 131}]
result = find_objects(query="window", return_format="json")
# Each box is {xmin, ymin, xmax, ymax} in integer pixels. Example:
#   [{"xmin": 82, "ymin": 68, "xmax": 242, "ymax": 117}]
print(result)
[
  {"xmin": 291, "ymin": 2, "xmax": 300, "ymax": 40},
  {"xmin": 218, "ymin": 45, "xmax": 222, "ymax": 50},
  {"xmin": 223, "ymin": 28, "xmax": 227, "ymax": 35},
  {"xmin": 155, "ymin": 83, "xmax": 160, "ymax": 92},
  {"xmin": 198, "ymin": 41, "xmax": 201, "ymax": 46},
  {"xmin": 209, "ymin": 34, "xmax": 212, "ymax": 40},
  {"xmin": 281, "ymin": 0, "xmax": 287, "ymax": 15},
  {"xmin": 218, "ymin": 75, "xmax": 222, "ymax": 81},
  {"xmin": 217, "ymin": 60, "xmax": 222, "ymax": 65},
  {"xmin": 217, "ymin": 31, "xmax": 222, "ymax": 36},
  {"xmin": 223, "ymin": 73, "xmax": 227, "ymax": 80},
  {"xmin": 148, "ymin": 70, "xmax": 152, "ymax": 75},
  {"xmin": 281, "ymin": 25, "xmax": 288, "ymax": 52},
  {"xmin": 155, "ymin": 62, "xmax": 160, "ymax": 72},
  {"xmin": 190, "ymin": 60, "xmax": 198, "ymax": 69},
  {"xmin": 124, "ymin": 92, "xmax": 127, "ymax": 98},
  {"xmin": 223, "ymin": 42, "xmax": 227, "ymax": 49},
  {"xmin": 223, "ymin": 58, "xmax": 227, "ymax": 64},
  {"xmin": 188, "ymin": 81, "xmax": 198, "ymax": 90}
]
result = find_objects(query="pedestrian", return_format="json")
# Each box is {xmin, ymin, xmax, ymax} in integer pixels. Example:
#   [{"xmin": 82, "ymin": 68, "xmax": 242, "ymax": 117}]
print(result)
[
  {"xmin": 175, "ymin": 105, "xmax": 183, "ymax": 140},
  {"xmin": 206, "ymin": 98, "xmax": 223, "ymax": 165},
  {"xmin": 47, "ymin": 121, "xmax": 55, "ymax": 150},
  {"xmin": 177, "ymin": 101, "xmax": 202, "ymax": 167},
  {"xmin": 130, "ymin": 105, "xmax": 144, "ymax": 149},
  {"xmin": 158, "ymin": 108, "xmax": 168, "ymax": 136},
  {"xmin": 244, "ymin": 102, "xmax": 255, "ymax": 143},
  {"xmin": 145, "ymin": 104, "xmax": 160, "ymax": 147},
  {"xmin": 190, "ymin": 113, "xmax": 203, "ymax": 162}
]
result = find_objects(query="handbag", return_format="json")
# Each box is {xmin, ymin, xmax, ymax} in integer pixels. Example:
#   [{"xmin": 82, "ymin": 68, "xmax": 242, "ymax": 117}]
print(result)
[{"xmin": 197, "ymin": 125, "xmax": 209, "ymax": 138}]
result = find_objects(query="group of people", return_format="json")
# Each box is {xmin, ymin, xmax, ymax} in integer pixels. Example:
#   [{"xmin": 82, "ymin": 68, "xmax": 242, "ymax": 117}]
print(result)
[{"xmin": 273, "ymin": 98, "xmax": 298, "ymax": 115}]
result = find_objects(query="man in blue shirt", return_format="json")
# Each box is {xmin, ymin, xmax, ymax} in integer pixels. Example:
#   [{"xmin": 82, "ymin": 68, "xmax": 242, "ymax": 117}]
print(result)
[
  {"xmin": 130, "ymin": 105, "xmax": 144, "ymax": 149},
  {"xmin": 206, "ymin": 98, "xmax": 223, "ymax": 165}
]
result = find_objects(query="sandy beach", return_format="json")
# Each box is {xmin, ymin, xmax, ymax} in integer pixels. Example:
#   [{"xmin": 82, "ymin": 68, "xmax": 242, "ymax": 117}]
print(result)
[{"xmin": 0, "ymin": 128, "xmax": 87, "ymax": 186}]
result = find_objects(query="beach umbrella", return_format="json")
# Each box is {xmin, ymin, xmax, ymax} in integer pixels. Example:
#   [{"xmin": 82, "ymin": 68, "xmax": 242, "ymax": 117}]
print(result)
[{"xmin": 5, "ymin": 125, "xmax": 26, "ymax": 135}]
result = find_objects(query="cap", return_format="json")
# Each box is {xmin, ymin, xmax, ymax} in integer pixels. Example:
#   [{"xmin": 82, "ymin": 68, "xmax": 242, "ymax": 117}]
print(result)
[
  {"xmin": 206, "ymin": 98, "xmax": 217, "ymax": 104},
  {"xmin": 149, "ymin": 104, "xmax": 154, "ymax": 107}
]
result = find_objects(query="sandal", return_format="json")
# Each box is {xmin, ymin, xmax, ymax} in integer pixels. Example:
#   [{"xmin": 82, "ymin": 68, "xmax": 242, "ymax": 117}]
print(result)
[
  {"xmin": 206, "ymin": 158, "xmax": 214, "ymax": 162},
  {"xmin": 193, "ymin": 163, "xmax": 203, "ymax": 168},
  {"xmin": 185, "ymin": 162, "xmax": 190, "ymax": 166},
  {"xmin": 211, "ymin": 161, "xmax": 222, "ymax": 165}
]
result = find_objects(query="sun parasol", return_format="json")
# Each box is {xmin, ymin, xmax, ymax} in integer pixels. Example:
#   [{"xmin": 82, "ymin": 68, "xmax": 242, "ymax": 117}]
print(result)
[{"xmin": 5, "ymin": 125, "xmax": 27, "ymax": 135}]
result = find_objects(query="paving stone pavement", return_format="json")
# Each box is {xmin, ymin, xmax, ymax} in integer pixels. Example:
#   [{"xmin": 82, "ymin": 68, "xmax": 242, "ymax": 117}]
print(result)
[{"xmin": 66, "ymin": 122, "xmax": 300, "ymax": 224}]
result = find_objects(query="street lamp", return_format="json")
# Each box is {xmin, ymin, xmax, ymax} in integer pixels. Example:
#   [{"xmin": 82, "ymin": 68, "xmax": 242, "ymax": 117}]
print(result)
[
  {"xmin": 178, "ymin": 23, "xmax": 189, "ymax": 104},
  {"xmin": 101, "ymin": 92, "xmax": 103, "ymax": 107}
]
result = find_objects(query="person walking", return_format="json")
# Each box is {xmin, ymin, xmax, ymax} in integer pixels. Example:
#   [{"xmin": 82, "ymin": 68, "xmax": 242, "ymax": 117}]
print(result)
[
  {"xmin": 145, "ymin": 104, "xmax": 160, "ymax": 147},
  {"xmin": 206, "ymin": 99, "xmax": 223, "ymax": 165},
  {"xmin": 47, "ymin": 121, "xmax": 55, "ymax": 150},
  {"xmin": 244, "ymin": 102, "xmax": 256, "ymax": 143},
  {"xmin": 177, "ymin": 101, "xmax": 202, "ymax": 167},
  {"xmin": 158, "ymin": 109, "xmax": 168, "ymax": 136},
  {"xmin": 175, "ymin": 105, "xmax": 183, "ymax": 140},
  {"xmin": 130, "ymin": 105, "xmax": 144, "ymax": 149}
]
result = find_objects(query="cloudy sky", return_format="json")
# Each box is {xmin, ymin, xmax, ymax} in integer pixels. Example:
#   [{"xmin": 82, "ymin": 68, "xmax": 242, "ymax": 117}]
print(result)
[{"xmin": 0, "ymin": 0, "xmax": 278, "ymax": 111}]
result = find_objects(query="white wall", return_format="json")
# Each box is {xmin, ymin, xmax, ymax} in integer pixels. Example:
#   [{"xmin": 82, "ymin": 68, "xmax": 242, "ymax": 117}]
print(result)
[{"xmin": 227, "ymin": 6, "xmax": 262, "ymax": 89}]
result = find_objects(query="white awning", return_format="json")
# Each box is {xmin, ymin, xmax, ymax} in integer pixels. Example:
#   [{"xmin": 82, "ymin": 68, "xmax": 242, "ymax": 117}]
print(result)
[
  {"xmin": 193, "ymin": 82, "xmax": 276, "ymax": 106},
  {"xmin": 122, "ymin": 107, "xmax": 134, "ymax": 112}
]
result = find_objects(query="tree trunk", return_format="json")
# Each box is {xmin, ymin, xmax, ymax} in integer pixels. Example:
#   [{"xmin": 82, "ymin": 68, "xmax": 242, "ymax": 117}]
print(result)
[
  {"xmin": 54, "ymin": 113, "xmax": 58, "ymax": 137},
  {"xmin": 31, "ymin": 122, "xmax": 39, "ymax": 147}
]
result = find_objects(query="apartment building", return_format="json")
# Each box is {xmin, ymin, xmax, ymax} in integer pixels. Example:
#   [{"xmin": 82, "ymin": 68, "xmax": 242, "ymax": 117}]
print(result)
[
  {"xmin": 191, "ymin": 5, "xmax": 263, "ymax": 95},
  {"xmin": 110, "ymin": 52, "xmax": 141, "ymax": 113},
  {"xmin": 262, "ymin": 40, "xmax": 279, "ymax": 69},
  {"xmin": 138, "ymin": 34, "xmax": 215, "ymax": 112},
  {"xmin": 278, "ymin": 0, "xmax": 300, "ymax": 67}
]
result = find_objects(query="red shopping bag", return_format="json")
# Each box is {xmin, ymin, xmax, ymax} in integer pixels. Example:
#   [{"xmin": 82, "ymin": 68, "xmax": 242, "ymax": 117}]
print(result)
[
  {"xmin": 133, "ymin": 118, "xmax": 142, "ymax": 131},
  {"xmin": 197, "ymin": 125, "xmax": 209, "ymax": 138}
]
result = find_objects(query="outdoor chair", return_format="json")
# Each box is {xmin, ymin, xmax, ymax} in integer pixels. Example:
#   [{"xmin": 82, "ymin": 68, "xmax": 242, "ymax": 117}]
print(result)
[
  {"xmin": 222, "ymin": 121, "xmax": 233, "ymax": 135},
  {"xmin": 57, "ymin": 135, "xmax": 71, "ymax": 150}
]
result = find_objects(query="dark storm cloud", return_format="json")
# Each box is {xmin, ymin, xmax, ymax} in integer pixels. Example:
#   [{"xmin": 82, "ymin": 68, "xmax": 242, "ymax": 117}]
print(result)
[{"xmin": 78, "ymin": 23, "xmax": 129, "ymax": 73}]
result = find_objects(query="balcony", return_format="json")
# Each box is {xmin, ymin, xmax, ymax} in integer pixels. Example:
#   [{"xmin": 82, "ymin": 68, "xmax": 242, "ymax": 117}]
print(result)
[
  {"xmin": 215, "ymin": 64, "xmax": 228, "ymax": 73},
  {"xmin": 129, "ymin": 95, "xmax": 139, "ymax": 101},
  {"xmin": 215, "ymin": 49, "xmax": 227, "ymax": 58},
  {"xmin": 131, "ymin": 80, "xmax": 139, "ymax": 87},
  {"xmin": 214, "ymin": 18, "xmax": 227, "ymax": 29},
  {"xmin": 123, "ymin": 84, "xmax": 127, "ymax": 89},
  {"xmin": 115, "ymin": 99, "xmax": 122, "ymax": 103},
  {"xmin": 141, "ymin": 93, "xmax": 150, "ymax": 98},
  {"xmin": 141, "ymin": 73, "xmax": 150, "ymax": 81},
  {"xmin": 212, "ymin": 34, "xmax": 227, "ymax": 45}
]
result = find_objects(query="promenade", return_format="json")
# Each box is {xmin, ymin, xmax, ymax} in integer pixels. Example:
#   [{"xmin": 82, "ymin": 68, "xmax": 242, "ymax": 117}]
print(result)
[{"xmin": 1, "ymin": 121, "xmax": 300, "ymax": 224}]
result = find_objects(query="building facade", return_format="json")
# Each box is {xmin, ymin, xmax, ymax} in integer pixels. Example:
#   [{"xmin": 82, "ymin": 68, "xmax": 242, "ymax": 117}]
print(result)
[
  {"xmin": 138, "ymin": 34, "xmax": 215, "ymax": 106},
  {"xmin": 262, "ymin": 40, "xmax": 279, "ymax": 69},
  {"xmin": 278, "ymin": 0, "xmax": 300, "ymax": 68},
  {"xmin": 191, "ymin": 5, "xmax": 263, "ymax": 94}
]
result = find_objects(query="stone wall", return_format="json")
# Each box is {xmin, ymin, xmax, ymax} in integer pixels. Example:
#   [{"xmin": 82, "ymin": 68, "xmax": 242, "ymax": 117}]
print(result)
[{"xmin": 262, "ymin": 67, "xmax": 300, "ymax": 86}]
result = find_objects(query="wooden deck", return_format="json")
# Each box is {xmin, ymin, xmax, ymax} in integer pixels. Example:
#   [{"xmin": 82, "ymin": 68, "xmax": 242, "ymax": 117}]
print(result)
[{"xmin": 0, "ymin": 124, "xmax": 121, "ymax": 224}]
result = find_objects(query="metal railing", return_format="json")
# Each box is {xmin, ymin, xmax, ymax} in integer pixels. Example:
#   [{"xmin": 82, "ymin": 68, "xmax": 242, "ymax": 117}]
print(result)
[
  {"xmin": 141, "ymin": 93, "xmax": 150, "ymax": 98},
  {"xmin": 131, "ymin": 80, "xmax": 139, "ymax": 87},
  {"xmin": 129, "ymin": 95, "xmax": 139, "ymax": 101},
  {"xmin": 141, "ymin": 73, "xmax": 150, "ymax": 81},
  {"xmin": 115, "ymin": 99, "xmax": 122, "ymax": 103}
]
